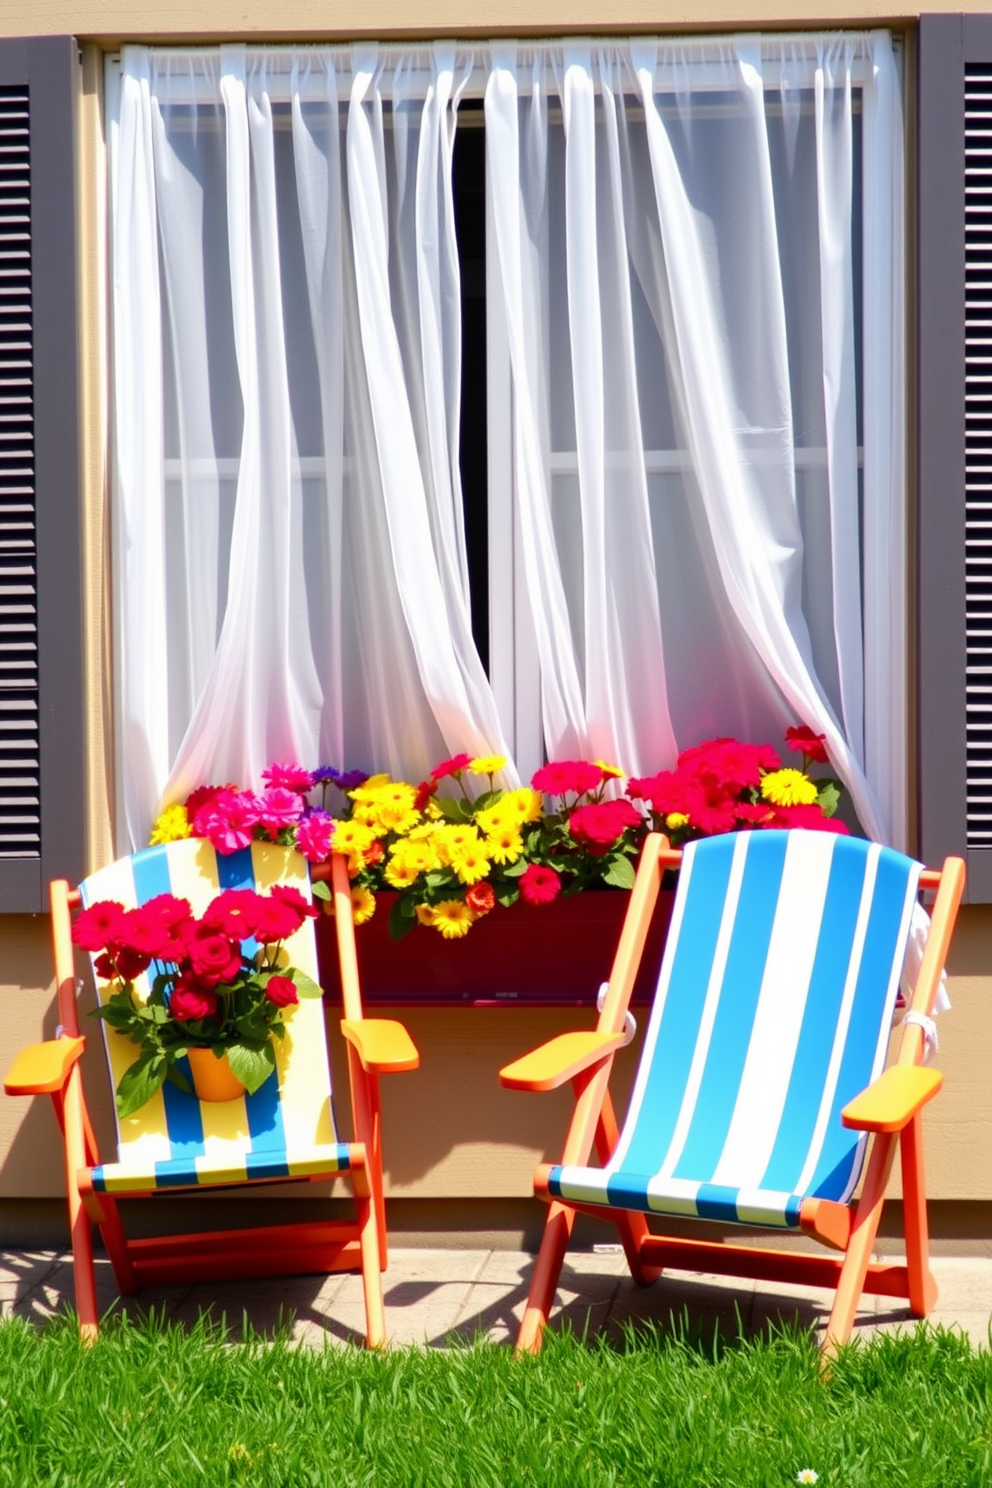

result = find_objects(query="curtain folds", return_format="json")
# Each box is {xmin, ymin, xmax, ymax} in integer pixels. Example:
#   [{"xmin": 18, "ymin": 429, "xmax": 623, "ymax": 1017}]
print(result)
[{"xmin": 109, "ymin": 33, "xmax": 906, "ymax": 849}]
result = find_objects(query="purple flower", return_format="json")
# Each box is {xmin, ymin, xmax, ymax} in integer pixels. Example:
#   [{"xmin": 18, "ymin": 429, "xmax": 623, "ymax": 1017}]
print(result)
[
  {"xmin": 336, "ymin": 769, "xmax": 370, "ymax": 791},
  {"xmin": 312, "ymin": 766, "xmax": 341, "ymax": 784}
]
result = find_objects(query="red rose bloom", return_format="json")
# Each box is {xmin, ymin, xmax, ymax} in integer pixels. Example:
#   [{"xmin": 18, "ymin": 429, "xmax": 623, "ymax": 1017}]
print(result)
[
  {"xmin": 465, "ymin": 881, "xmax": 495, "ymax": 916},
  {"xmin": 569, "ymin": 799, "xmax": 642, "ymax": 846},
  {"xmin": 519, "ymin": 864, "xmax": 562, "ymax": 905},
  {"xmin": 186, "ymin": 923, "xmax": 243, "ymax": 986},
  {"xmin": 784, "ymin": 725, "xmax": 830, "ymax": 766},
  {"xmin": 72, "ymin": 899, "xmax": 127, "ymax": 953},
  {"xmin": 363, "ymin": 840, "xmax": 384, "ymax": 869},
  {"xmin": 169, "ymin": 982, "xmax": 220, "ymax": 1022},
  {"xmin": 431, "ymin": 753, "xmax": 471, "ymax": 782},
  {"xmin": 264, "ymin": 975, "xmax": 299, "ymax": 1008},
  {"xmin": 532, "ymin": 760, "xmax": 603, "ymax": 797}
]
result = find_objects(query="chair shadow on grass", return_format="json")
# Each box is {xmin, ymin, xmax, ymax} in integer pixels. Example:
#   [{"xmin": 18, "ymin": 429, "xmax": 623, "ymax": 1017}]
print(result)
[{"xmin": 0, "ymin": 1247, "xmax": 919, "ymax": 1351}]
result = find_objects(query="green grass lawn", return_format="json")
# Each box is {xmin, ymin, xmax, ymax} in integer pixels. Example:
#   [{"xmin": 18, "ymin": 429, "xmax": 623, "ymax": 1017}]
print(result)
[{"xmin": 0, "ymin": 1312, "xmax": 989, "ymax": 1487}]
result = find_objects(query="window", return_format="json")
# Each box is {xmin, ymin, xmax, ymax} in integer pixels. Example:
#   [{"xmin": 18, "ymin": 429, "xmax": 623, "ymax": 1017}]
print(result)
[
  {"xmin": 107, "ymin": 37, "xmax": 906, "ymax": 853},
  {"xmin": 0, "ymin": 36, "xmax": 85, "ymax": 912}
]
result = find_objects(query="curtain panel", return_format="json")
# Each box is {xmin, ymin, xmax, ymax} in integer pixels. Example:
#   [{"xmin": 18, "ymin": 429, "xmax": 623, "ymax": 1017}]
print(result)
[{"xmin": 107, "ymin": 34, "xmax": 905, "ymax": 850}]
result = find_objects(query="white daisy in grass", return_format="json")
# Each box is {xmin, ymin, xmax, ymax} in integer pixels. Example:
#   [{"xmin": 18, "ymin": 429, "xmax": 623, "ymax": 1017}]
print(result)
[{"xmin": 796, "ymin": 1472, "xmax": 819, "ymax": 1485}]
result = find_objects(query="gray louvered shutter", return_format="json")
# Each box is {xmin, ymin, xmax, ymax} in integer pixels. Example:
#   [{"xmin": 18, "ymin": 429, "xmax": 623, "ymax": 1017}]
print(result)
[{"xmin": 0, "ymin": 37, "xmax": 84, "ymax": 912}]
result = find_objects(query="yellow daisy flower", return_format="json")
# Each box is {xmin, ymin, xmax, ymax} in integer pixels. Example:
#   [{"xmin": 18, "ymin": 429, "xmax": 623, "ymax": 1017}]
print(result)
[
  {"xmin": 384, "ymin": 856, "xmax": 422, "ymax": 889},
  {"xmin": 350, "ymin": 887, "xmax": 376, "ymax": 925},
  {"xmin": 150, "ymin": 803, "xmax": 191, "ymax": 845},
  {"xmin": 331, "ymin": 820, "xmax": 378, "ymax": 855},
  {"xmin": 469, "ymin": 754, "xmax": 508, "ymax": 776},
  {"xmin": 431, "ymin": 899, "xmax": 475, "ymax": 939},
  {"xmin": 415, "ymin": 904, "xmax": 436, "ymax": 926},
  {"xmin": 502, "ymin": 788, "xmax": 543, "ymax": 824},
  {"xmin": 485, "ymin": 826, "xmax": 524, "ymax": 865},
  {"xmin": 474, "ymin": 803, "xmax": 510, "ymax": 836},
  {"xmin": 450, "ymin": 842, "xmax": 492, "ymax": 885},
  {"xmin": 595, "ymin": 760, "xmax": 624, "ymax": 779},
  {"xmin": 665, "ymin": 812, "xmax": 689, "ymax": 830},
  {"xmin": 760, "ymin": 769, "xmax": 818, "ymax": 808}
]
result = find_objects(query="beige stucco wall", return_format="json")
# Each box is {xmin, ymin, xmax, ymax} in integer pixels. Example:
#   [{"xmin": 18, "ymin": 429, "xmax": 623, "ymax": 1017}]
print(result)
[
  {"xmin": 3, "ymin": 0, "xmax": 992, "ymax": 40},
  {"xmin": 0, "ymin": 4, "xmax": 987, "ymax": 1225},
  {"xmin": 2, "ymin": 908, "xmax": 990, "ymax": 1204}
]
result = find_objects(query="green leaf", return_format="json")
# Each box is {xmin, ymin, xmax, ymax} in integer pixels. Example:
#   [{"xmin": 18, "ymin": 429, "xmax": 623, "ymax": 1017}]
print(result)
[
  {"xmin": 816, "ymin": 781, "xmax": 842, "ymax": 818},
  {"xmin": 602, "ymin": 856, "xmax": 636, "ymax": 890},
  {"xmin": 310, "ymin": 879, "xmax": 331, "ymax": 901},
  {"xmin": 115, "ymin": 1053, "xmax": 168, "ymax": 1119},
  {"xmin": 287, "ymin": 969, "xmax": 322, "ymax": 1000},
  {"xmin": 500, "ymin": 859, "xmax": 528, "ymax": 879},
  {"xmin": 388, "ymin": 897, "xmax": 417, "ymax": 941},
  {"xmin": 495, "ymin": 884, "xmax": 520, "ymax": 908},
  {"xmin": 435, "ymin": 796, "xmax": 471, "ymax": 823},
  {"xmin": 226, "ymin": 1041, "xmax": 276, "ymax": 1095}
]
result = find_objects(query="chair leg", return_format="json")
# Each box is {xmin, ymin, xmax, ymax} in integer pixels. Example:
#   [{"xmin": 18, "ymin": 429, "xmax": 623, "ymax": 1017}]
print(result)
[
  {"xmin": 516, "ymin": 1200, "xmax": 576, "ymax": 1356},
  {"xmin": 355, "ymin": 1190, "xmax": 386, "ymax": 1349},
  {"xmin": 822, "ymin": 1133, "xmax": 897, "ymax": 1362},
  {"xmin": 901, "ymin": 1113, "xmax": 938, "ymax": 1318},
  {"xmin": 62, "ymin": 1071, "xmax": 99, "ymax": 1342},
  {"xmin": 593, "ymin": 1094, "xmax": 661, "ymax": 1289}
]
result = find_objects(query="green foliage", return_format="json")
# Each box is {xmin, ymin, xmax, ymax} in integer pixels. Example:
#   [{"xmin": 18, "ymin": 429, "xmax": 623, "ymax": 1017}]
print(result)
[{"xmin": 0, "ymin": 1315, "xmax": 988, "ymax": 1487}]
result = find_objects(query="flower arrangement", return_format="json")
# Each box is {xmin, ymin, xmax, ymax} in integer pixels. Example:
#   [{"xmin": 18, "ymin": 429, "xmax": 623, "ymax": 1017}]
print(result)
[
  {"xmin": 73, "ymin": 886, "xmax": 322, "ymax": 1117},
  {"xmin": 147, "ymin": 726, "xmax": 844, "ymax": 941}
]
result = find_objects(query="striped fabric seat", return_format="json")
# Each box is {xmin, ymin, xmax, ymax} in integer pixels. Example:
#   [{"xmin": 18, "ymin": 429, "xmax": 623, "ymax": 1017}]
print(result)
[
  {"xmin": 548, "ymin": 831, "xmax": 921, "ymax": 1230},
  {"xmin": 80, "ymin": 838, "xmax": 350, "ymax": 1195}
]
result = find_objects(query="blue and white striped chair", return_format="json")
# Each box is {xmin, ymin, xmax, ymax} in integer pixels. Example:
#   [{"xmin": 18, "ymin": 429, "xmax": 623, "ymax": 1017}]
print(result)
[
  {"xmin": 501, "ymin": 830, "xmax": 964, "ymax": 1356},
  {"xmin": 4, "ymin": 839, "xmax": 419, "ymax": 1344}
]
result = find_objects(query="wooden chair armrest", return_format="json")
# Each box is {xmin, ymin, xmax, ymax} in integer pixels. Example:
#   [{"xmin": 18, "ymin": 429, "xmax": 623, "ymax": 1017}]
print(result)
[
  {"xmin": 4, "ymin": 1036, "xmax": 86, "ymax": 1096},
  {"xmin": 340, "ymin": 1019, "xmax": 419, "ymax": 1074},
  {"xmin": 841, "ymin": 1064, "xmax": 943, "ymax": 1133},
  {"xmin": 500, "ymin": 1031, "xmax": 628, "ymax": 1092}
]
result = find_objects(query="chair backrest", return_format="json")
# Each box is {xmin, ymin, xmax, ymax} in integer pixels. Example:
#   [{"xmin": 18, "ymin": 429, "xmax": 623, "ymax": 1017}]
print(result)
[
  {"xmin": 612, "ymin": 830, "xmax": 922, "ymax": 1213},
  {"xmin": 79, "ymin": 839, "xmax": 338, "ymax": 1168}
]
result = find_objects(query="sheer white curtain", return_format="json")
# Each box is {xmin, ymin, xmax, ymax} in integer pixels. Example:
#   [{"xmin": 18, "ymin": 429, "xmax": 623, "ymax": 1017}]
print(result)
[
  {"xmin": 108, "ymin": 44, "xmax": 511, "ymax": 849},
  {"xmin": 485, "ymin": 34, "xmax": 905, "ymax": 842}
]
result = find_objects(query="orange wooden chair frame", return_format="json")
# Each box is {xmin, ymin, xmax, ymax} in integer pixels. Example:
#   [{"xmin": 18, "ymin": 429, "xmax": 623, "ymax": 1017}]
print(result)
[
  {"xmin": 500, "ymin": 834, "xmax": 965, "ymax": 1359},
  {"xmin": 4, "ymin": 853, "xmax": 417, "ymax": 1345}
]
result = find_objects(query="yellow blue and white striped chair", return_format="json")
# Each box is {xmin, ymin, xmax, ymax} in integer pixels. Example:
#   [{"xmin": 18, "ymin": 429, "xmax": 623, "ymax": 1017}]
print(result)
[
  {"xmin": 501, "ymin": 830, "xmax": 964, "ymax": 1358},
  {"xmin": 4, "ymin": 839, "xmax": 418, "ymax": 1343}
]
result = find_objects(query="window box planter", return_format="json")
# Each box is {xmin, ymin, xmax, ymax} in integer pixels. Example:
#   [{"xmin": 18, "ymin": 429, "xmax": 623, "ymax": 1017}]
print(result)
[{"xmin": 316, "ymin": 889, "xmax": 674, "ymax": 1008}]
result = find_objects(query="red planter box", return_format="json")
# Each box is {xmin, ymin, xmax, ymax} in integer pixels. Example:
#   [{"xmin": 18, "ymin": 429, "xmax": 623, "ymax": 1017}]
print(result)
[{"xmin": 316, "ymin": 889, "xmax": 673, "ymax": 1007}]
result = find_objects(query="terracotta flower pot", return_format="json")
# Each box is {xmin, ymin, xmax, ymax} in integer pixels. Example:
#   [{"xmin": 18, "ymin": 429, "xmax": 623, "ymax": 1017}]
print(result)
[
  {"xmin": 187, "ymin": 1046, "xmax": 247, "ymax": 1102},
  {"xmin": 316, "ymin": 888, "xmax": 674, "ymax": 1007}
]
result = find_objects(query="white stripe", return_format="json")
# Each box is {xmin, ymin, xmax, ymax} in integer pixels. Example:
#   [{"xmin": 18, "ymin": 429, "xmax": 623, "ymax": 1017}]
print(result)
[
  {"xmin": 711, "ymin": 832, "xmax": 834, "ymax": 1187},
  {"xmin": 733, "ymin": 1186, "xmax": 795, "ymax": 1226},
  {"xmin": 604, "ymin": 842, "xmax": 698, "ymax": 1176},
  {"xmin": 794, "ymin": 841, "xmax": 881, "ymax": 1196},
  {"xmin": 645, "ymin": 1176, "xmax": 702, "ymax": 1217},
  {"xmin": 653, "ymin": 833, "xmax": 750, "ymax": 1183}
]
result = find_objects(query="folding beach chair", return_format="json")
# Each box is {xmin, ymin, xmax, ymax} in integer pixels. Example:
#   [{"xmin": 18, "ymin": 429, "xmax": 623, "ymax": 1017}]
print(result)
[
  {"xmin": 500, "ymin": 830, "xmax": 964, "ymax": 1357},
  {"xmin": 4, "ymin": 841, "xmax": 418, "ymax": 1344}
]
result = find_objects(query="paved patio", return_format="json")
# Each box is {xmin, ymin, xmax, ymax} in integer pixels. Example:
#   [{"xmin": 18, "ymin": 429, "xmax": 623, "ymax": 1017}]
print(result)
[{"xmin": 1, "ymin": 1246, "xmax": 989, "ymax": 1350}]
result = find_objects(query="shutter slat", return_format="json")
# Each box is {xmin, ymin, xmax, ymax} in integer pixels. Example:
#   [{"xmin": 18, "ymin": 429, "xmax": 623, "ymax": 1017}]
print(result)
[{"xmin": 0, "ymin": 83, "xmax": 37, "ymax": 857}]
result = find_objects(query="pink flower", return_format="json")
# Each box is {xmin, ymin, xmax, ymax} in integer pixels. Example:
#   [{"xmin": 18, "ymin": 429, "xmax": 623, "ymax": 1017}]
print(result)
[
  {"xmin": 568, "ymin": 799, "xmax": 643, "ymax": 847},
  {"xmin": 257, "ymin": 787, "xmax": 305, "ymax": 837},
  {"xmin": 72, "ymin": 900, "xmax": 127, "ymax": 953},
  {"xmin": 186, "ymin": 923, "xmax": 243, "ymax": 986},
  {"xmin": 268, "ymin": 883, "xmax": 319, "ymax": 922},
  {"xmin": 431, "ymin": 753, "xmax": 471, "ymax": 782},
  {"xmin": 532, "ymin": 760, "xmax": 604, "ymax": 798},
  {"xmin": 766, "ymin": 804, "xmax": 849, "ymax": 834},
  {"xmin": 784, "ymin": 725, "xmax": 830, "ymax": 766},
  {"xmin": 264, "ymin": 975, "xmax": 299, "ymax": 1008},
  {"xmin": 193, "ymin": 790, "xmax": 261, "ymax": 855},
  {"xmin": 519, "ymin": 863, "xmax": 562, "ymax": 905},
  {"xmin": 254, "ymin": 897, "xmax": 307, "ymax": 944},
  {"xmin": 261, "ymin": 762, "xmax": 315, "ymax": 794},
  {"xmin": 295, "ymin": 811, "xmax": 335, "ymax": 863}
]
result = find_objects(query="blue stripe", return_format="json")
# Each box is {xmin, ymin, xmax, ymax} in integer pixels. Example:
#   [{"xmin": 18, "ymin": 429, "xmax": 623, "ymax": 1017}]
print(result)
[
  {"xmin": 759, "ymin": 837, "xmax": 868, "ymax": 1195},
  {"xmin": 671, "ymin": 832, "xmax": 786, "ymax": 1184},
  {"xmin": 696, "ymin": 1183, "xmax": 746, "ymax": 1224},
  {"xmin": 807, "ymin": 846, "xmax": 917, "ymax": 1201},
  {"xmin": 603, "ymin": 1170, "xmax": 654, "ymax": 1213},
  {"xmin": 608, "ymin": 834, "xmax": 738, "ymax": 1198},
  {"xmin": 215, "ymin": 848, "xmax": 291, "ymax": 1156}
]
